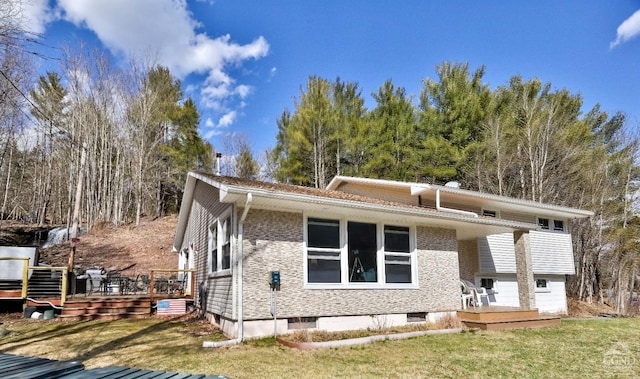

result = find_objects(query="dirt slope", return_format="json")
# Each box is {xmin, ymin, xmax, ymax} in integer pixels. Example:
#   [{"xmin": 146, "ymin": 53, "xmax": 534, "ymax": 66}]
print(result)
[{"xmin": 38, "ymin": 215, "xmax": 179, "ymax": 277}]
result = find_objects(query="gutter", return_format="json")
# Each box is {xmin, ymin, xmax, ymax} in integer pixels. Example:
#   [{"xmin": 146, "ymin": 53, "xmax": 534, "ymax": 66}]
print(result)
[
  {"xmin": 203, "ymin": 192, "xmax": 252, "ymax": 348},
  {"xmin": 435, "ymin": 189, "xmax": 478, "ymax": 218}
]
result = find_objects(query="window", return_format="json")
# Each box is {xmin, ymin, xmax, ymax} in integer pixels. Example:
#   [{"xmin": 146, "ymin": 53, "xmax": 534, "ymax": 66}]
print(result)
[
  {"xmin": 482, "ymin": 209, "xmax": 497, "ymax": 218},
  {"xmin": 221, "ymin": 217, "xmax": 231, "ymax": 270},
  {"xmin": 209, "ymin": 211, "xmax": 232, "ymax": 275},
  {"xmin": 348, "ymin": 222, "xmax": 377, "ymax": 282},
  {"xmin": 553, "ymin": 220, "xmax": 564, "ymax": 232},
  {"xmin": 384, "ymin": 225, "xmax": 411, "ymax": 283},
  {"xmin": 305, "ymin": 217, "xmax": 415, "ymax": 286},
  {"xmin": 539, "ymin": 217, "xmax": 567, "ymax": 232},
  {"xmin": 208, "ymin": 224, "xmax": 217, "ymax": 272},
  {"xmin": 538, "ymin": 218, "xmax": 550, "ymax": 230},
  {"xmin": 536, "ymin": 278, "xmax": 548, "ymax": 289},
  {"xmin": 307, "ymin": 218, "xmax": 341, "ymax": 283},
  {"xmin": 480, "ymin": 278, "xmax": 495, "ymax": 290}
]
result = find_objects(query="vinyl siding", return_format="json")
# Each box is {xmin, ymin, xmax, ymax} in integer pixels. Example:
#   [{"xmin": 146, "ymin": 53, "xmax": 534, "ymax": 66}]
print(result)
[
  {"xmin": 530, "ymin": 231, "xmax": 575, "ymax": 274},
  {"xmin": 478, "ymin": 233, "xmax": 517, "ymax": 273},
  {"xmin": 475, "ymin": 275, "xmax": 520, "ymax": 307},
  {"xmin": 534, "ymin": 275, "xmax": 568, "ymax": 313},
  {"xmin": 499, "ymin": 211, "xmax": 537, "ymax": 224},
  {"xmin": 181, "ymin": 180, "xmax": 234, "ymax": 319}
]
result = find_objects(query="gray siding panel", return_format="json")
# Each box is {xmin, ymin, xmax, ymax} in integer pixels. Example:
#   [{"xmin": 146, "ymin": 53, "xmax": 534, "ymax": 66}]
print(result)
[
  {"xmin": 531, "ymin": 231, "xmax": 575, "ymax": 274},
  {"xmin": 500, "ymin": 211, "xmax": 536, "ymax": 224},
  {"xmin": 181, "ymin": 180, "xmax": 234, "ymax": 319},
  {"xmin": 478, "ymin": 233, "xmax": 517, "ymax": 273}
]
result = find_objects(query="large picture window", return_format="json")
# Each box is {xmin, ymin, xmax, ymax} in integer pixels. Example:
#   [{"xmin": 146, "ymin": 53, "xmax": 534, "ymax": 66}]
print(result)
[
  {"xmin": 209, "ymin": 211, "xmax": 232, "ymax": 275},
  {"xmin": 348, "ymin": 222, "xmax": 377, "ymax": 282},
  {"xmin": 305, "ymin": 216, "xmax": 415, "ymax": 286}
]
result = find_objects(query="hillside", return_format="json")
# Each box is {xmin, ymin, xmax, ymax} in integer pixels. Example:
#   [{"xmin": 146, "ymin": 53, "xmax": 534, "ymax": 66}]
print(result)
[{"xmin": 38, "ymin": 215, "xmax": 179, "ymax": 277}]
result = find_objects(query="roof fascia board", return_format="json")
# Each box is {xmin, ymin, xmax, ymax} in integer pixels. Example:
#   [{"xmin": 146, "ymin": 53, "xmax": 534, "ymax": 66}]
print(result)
[
  {"xmin": 332, "ymin": 176, "xmax": 593, "ymax": 218},
  {"xmin": 327, "ymin": 175, "xmax": 414, "ymax": 191},
  {"xmin": 425, "ymin": 184, "xmax": 594, "ymax": 218},
  {"xmin": 219, "ymin": 181, "xmax": 536, "ymax": 231}
]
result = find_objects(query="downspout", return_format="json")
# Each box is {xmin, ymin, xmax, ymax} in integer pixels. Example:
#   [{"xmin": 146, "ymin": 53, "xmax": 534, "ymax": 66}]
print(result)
[
  {"xmin": 435, "ymin": 189, "xmax": 478, "ymax": 217},
  {"xmin": 203, "ymin": 192, "xmax": 252, "ymax": 348}
]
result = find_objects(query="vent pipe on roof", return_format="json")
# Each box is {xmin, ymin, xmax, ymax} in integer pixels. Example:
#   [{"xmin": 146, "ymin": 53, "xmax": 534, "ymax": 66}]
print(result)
[{"xmin": 215, "ymin": 152, "xmax": 222, "ymax": 175}]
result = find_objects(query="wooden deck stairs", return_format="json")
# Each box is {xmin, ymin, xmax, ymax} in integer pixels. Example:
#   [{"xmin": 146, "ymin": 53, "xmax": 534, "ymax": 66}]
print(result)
[
  {"xmin": 58, "ymin": 297, "xmax": 151, "ymax": 321},
  {"xmin": 457, "ymin": 306, "xmax": 561, "ymax": 330}
]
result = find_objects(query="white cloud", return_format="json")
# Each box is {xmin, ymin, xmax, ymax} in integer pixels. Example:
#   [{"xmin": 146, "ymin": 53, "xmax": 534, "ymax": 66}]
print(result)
[
  {"xmin": 201, "ymin": 111, "xmax": 236, "ymax": 139},
  {"xmin": 217, "ymin": 111, "xmax": 237, "ymax": 128},
  {"xmin": 235, "ymin": 85, "xmax": 252, "ymax": 98},
  {"xmin": 47, "ymin": 0, "xmax": 269, "ymax": 132},
  {"xmin": 610, "ymin": 9, "xmax": 640, "ymax": 49},
  {"xmin": 20, "ymin": 0, "xmax": 54, "ymax": 34}
]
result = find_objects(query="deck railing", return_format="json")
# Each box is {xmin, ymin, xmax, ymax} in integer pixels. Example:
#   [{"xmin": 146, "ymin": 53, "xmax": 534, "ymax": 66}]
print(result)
[
  {"xmin": 149, "ymin": 269, "xmax": 195, "ymax": 303},
  {"xmin": 0, "ymin": 257, "xmax": 68, "ymax": 306},
  {"xmin": 1, "ymin": 258, "xmax": 193, "ymax": 306}
]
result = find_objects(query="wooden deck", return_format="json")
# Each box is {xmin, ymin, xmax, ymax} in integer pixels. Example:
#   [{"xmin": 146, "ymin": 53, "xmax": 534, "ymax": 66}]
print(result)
[
  {"xmin": 24, "ymin": 294, "xmax": 194, "ymax": 320},
  {"xmin": 457, "ymin": 306, "xmax": 561, "ymax": 330}
]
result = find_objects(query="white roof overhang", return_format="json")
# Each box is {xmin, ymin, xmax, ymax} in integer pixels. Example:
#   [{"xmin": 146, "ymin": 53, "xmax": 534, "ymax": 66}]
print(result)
[
  {"xmin": 218, "ymin": 181, "xmax": 537, "ymax": 240},
  {"xmin": 327, "ymin": 176, "xmax": 594, "ymax": 220}
]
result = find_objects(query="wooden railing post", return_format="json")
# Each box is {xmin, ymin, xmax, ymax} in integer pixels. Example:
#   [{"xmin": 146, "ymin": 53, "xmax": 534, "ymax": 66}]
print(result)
[
  {"xmin": 150, "ymin": 270, "xmax": 155, "ymax": 303},
  {"xmin": 60, "ymin": 268, "xmax": 68, "ymax": 306},
  {"xmin": 21, "ymin": 258, "xmax": 29, "ymax": 299},
  {"xmin": 190, "ymin": 270, "xmax": 195, "ymax": 299}
]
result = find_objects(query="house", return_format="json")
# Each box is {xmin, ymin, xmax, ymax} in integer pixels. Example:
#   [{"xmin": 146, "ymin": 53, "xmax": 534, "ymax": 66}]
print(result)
[{"xmin": 172, "ymin": 172, "xmax": 593, "ymax": 339}]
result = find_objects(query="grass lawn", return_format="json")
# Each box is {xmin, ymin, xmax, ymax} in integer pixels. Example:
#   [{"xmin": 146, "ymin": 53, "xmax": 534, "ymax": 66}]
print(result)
[{"xmin": 1, "ymin": 315, "xmax": 639, "ymax": 378}]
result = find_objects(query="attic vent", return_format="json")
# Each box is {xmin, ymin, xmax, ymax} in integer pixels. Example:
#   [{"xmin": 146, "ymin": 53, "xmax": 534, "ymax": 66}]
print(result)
[{"xmin": 445, "ymin": 181, "xmax": 460, "ymax": 188}]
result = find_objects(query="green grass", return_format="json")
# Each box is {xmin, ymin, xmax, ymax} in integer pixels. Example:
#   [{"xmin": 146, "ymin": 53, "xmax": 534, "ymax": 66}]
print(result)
[{"xmin": 1, "ymin": 316, "xmax": 639, "ymax": 378}]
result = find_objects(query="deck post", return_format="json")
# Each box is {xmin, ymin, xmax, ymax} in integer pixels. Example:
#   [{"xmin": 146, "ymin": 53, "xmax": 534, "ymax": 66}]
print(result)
[
  {"xmin": 21, "ymin": 258, "xmax": 29, "ymax": 299},
  {"xmin": 150, "ymin": 270, "xmax": 155, "ymax": 303},
  {"xmin": 513, "ymin": 230, "xmax": 536, "ymax": 310},
  {"xmin": 60, "ymin": 268, "xmax": 68, "ymax": 306}
]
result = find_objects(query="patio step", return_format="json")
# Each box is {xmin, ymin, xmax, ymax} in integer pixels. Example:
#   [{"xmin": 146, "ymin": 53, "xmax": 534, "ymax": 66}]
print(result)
[
  {"xmin": 457, "ymin": 306, "xmax": 561, "ymax": 330},
  {"xmin": 59, "ymin": 297, "xmax": 151, "ymax": 321}
]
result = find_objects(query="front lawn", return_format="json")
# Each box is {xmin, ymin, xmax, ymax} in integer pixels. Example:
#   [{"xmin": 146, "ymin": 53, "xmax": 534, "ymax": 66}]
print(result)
[{"xmin": 1, "ymin": 315, "xmax": 638, "ymax": 378}]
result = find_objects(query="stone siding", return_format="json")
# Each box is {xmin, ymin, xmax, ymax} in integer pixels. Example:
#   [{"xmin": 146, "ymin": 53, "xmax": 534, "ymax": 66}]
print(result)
[
  {"xmin": 457, "ymin": 239, "xmax": 478, "ymax": 281},
  {"xmin": 240, "ymin": 210, "xmax": 461, "ymax": 320}
]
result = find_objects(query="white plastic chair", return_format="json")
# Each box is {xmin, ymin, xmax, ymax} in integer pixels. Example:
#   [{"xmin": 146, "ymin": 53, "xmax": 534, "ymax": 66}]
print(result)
[
  {"xmin": 461, "ymin": 280, "xmax": 488, "ymax": 307},
  {"xmin": 460, "ymin": 280, "xmax": 475, "ymax": 309}
]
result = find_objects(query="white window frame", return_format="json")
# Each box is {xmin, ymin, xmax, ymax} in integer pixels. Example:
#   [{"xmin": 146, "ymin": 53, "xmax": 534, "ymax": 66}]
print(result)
[
  {"xmin": 306, "ymin": 218, "xmax": 342, "ymax": 284},
  {"xmin": 537, "ymin": 217, "xmax": 550, "ymax": 230},
  {"xmin": 477, "ymin": 276, "xmax": 498, "ymax": 294},
  {"xmin": 553, "ymin": 219, "xmax": 565, "ymax": 232},
  {"xmin": 208, "ymin": 209, "xmax": 233, "ymax": 277},
  {"xmin": 535, "ymin": 277, "xmax": 551, "ymax": 293},
  {"xmin": 481, "ymin": 209, "xmax": 499, "ymax": 218},
  {"xmin": 303, "ymin": 215, "xmax": 418, "ymax": 289},
  {"xmin": 538, "ymin": 217, "xmax": 567, "ymax": 233}
]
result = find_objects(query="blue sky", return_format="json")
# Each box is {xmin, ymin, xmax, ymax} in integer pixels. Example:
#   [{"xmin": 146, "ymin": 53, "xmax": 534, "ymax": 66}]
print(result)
[{"xmin": 20, "ymin": 1, "xmax": 640, "ymax": 156}]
